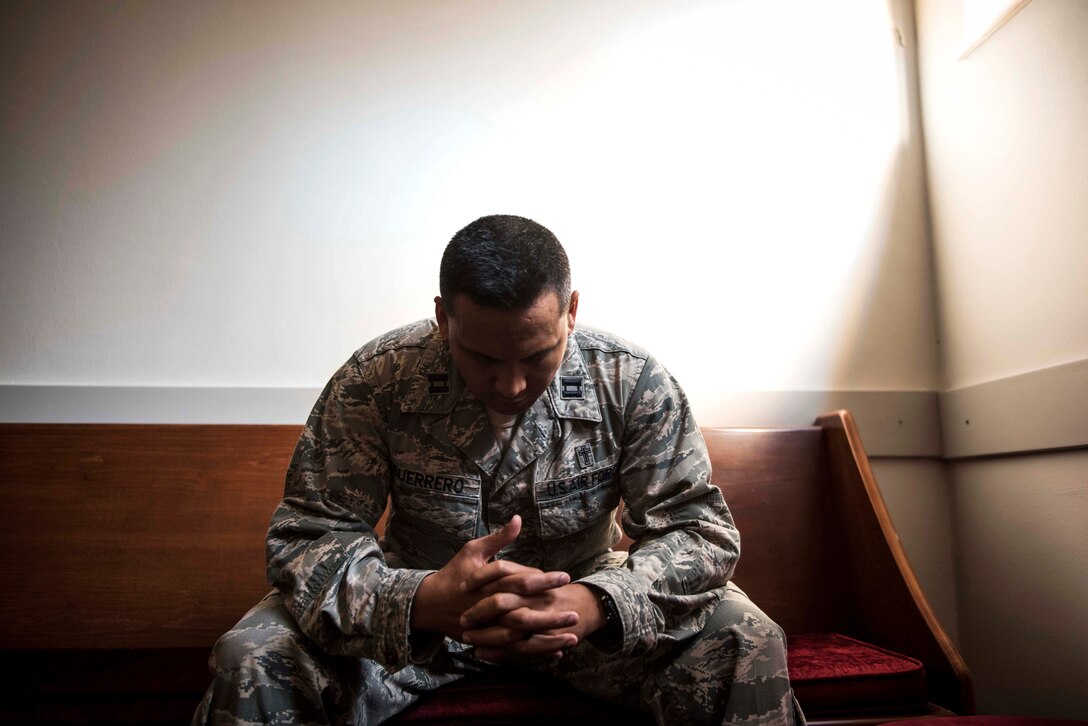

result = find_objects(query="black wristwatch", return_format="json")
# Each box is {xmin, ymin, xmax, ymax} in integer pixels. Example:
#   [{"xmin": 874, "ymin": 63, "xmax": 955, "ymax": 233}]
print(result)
[{"xmin": 588, "ymin": 589, "xmax": 623, "ymax": 650}]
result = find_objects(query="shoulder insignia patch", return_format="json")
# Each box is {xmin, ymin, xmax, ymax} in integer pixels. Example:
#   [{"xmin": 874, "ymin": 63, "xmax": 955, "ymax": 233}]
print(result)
[
  {"xmin": 427, "ymin": 373, "xmax": 450, "ymax": 395},
  {"xmin": 560, "ymin": 376, "xmax": 584, "ymax": 400}
]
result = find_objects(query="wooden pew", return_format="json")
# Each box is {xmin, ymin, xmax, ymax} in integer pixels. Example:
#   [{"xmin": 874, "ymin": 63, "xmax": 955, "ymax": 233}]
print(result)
[
  {"xmin": 704, "ymin": 412, "xmax": 972, "ymax": 719},
  {"xmin": 0, "ymin": 411, "xmax": 970, "ymax": 722}
]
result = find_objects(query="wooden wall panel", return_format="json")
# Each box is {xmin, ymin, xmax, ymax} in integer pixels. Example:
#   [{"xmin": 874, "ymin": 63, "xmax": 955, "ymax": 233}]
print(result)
[{"xmin": 0, "ymin": 424, "xmax": 301, "ymax": 649}]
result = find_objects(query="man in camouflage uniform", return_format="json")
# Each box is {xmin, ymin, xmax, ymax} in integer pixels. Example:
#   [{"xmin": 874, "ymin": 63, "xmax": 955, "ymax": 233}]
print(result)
[{"xmin": 195, "ymin": 215, "xmax": 802, "ymax": 725}]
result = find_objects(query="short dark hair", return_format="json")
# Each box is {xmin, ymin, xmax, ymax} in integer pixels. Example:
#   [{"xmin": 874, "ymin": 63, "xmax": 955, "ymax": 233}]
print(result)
[{"xmin": 439, "ymin": 215, "xmax": 571, "ymax": 314}]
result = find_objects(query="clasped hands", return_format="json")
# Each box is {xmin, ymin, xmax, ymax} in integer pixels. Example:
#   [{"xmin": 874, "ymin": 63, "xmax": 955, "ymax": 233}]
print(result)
[{"xmin": 409, "ymin": 515, "xmax": 603, "ymax": 662}]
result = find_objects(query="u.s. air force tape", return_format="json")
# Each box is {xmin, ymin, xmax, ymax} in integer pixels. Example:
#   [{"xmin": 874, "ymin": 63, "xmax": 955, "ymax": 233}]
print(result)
[{"xmin": 536, "ymin": 463, "xmax": 618, "ymax": 500}]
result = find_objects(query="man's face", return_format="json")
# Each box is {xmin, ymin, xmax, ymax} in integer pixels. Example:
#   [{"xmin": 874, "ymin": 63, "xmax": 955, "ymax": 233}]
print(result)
[{"xmin": 436, "ymin": 290, "xmax": 578, "ymax": 416}]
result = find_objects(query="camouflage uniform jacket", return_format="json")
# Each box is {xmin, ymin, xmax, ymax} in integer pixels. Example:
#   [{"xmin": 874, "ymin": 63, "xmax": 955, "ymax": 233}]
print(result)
[{"xmin": 266, "ymin": 319, "xmax": 740, "ymax": 673}]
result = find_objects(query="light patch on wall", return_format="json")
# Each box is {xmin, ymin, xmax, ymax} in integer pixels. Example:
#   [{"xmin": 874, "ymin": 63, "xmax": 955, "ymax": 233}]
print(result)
[{"xmin": 559, "ymin": 0, "xmax": 909, "ymax": 392}]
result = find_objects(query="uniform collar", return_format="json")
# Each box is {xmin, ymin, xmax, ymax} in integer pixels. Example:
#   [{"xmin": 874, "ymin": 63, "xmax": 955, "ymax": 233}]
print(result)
[
  {"xmin": 399, "ymin": 326, "xmax": 602, "ymax": 424},
  {"xmin": 546, "ymin": 332, "xmax": 602, "ymax": 423},
  {"xmin": 400, "ymin": 329, "xmax": 462, "ymax": 415}
]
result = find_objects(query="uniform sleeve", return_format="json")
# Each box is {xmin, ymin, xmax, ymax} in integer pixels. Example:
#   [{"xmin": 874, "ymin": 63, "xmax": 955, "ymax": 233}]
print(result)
[
  {"xmin": 265, "ymin": 358, "xmax": 442, "ymax": 672},
  {"xmin": 577, "ymin": 356, "xmax": 740, "ymax": 657}
]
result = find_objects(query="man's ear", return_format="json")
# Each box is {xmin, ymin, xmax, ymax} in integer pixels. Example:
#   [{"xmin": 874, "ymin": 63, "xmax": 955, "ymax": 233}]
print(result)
[
  {"xmin": 434, "ymin": 296, "xmax": 448, "ymax": 339},
  {"xmin": 566, "ymin": 290, "xmax": 579, "ymax": 333}
]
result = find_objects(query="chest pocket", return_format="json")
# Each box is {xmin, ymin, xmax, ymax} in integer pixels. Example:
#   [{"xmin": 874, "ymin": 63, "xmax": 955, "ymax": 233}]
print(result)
[
  {"xmin": 390, "ymin": 462, "xmax": 481, "ymax": 542},
  {"xmin": 535, "ymin": 462, "xmax": 620, "ymax": 540}
]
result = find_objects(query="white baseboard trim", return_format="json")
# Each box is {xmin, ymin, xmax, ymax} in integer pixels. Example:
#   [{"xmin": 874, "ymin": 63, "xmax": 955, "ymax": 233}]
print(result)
[
  {"xmin": 939, "ymin": 358, "xmax": 1088, "ymax": 459},
  {"xmin": 1, "ymin": 385, "xmax": 939, "ymax": 458},
  {"xmin": 0, "ymin": 385, "xmax": 320, "ymax": 426},
  {"xmin": 689, "ymin": 390, "xmax": 941, "ymax": 458},
  {"xmin": 5, "ymin": 361, "xmax": 1084, "ymax": 460}
]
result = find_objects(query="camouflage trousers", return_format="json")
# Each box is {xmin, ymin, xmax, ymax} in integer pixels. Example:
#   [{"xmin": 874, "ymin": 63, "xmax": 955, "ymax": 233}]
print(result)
[{"xmin": 193, "ymin": 582, "xmax": 803, "ymax": 726}]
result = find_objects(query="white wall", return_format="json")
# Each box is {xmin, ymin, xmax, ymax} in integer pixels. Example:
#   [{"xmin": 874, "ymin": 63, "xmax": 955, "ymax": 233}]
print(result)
[
  {"xmin": 916, "ymin": 0, "xmax": 1088, "ymax": 717},
  {"xmin": 0, "ymin": 0, "xmax": 940, "ymax": 396},
  {"xmin": 951, "ymin": 450, "xmax": 1088, "ymax": 718},
  {"xmin": 918, "ymin": 0, "xmax": 1088, "ymax": 392}
]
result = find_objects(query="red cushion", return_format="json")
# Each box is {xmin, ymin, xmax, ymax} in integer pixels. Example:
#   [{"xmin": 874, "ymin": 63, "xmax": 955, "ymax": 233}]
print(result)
[
  {"xmin": 787, "ymin": 632, "xmax": 928, "ymax": 714},
  {"xmin": 391, "ymin": 632, "xmax": 928, "ymax": 722},
  {"xmin": 883, "ymin": 720, "xmax": 1088, "ymax": 726}
]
